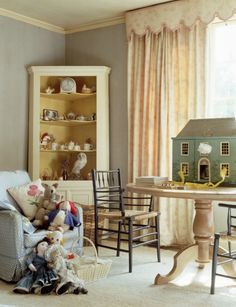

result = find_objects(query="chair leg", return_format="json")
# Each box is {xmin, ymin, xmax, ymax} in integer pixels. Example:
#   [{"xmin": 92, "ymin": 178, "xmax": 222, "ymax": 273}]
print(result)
[
  {"xmin": 155, "ymin": 215, "xmax": 161, "ymax": 262},
  {"xmin": 211, "ymin": 233, "xmax": 220, "ymax": 294},
  {"xmin": 116, "ymin": 221, "xmax": 121, "ymax": 257},
  {"xmin": 228, "ymin": 241, "xmax": 232, "ymax": 256},
  {"xmin": 94, "ymin": 216, "xmax": 99, "ymax": 254},
  {"xmin": 128, "ymin": 219, "xmax": 133, "ymax": 273}
]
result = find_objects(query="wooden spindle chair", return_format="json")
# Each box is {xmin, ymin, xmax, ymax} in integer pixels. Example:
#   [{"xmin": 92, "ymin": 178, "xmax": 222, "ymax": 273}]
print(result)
[{"xmin": 91, "ymin": 169, "xmax": 161, "ymax": 273}]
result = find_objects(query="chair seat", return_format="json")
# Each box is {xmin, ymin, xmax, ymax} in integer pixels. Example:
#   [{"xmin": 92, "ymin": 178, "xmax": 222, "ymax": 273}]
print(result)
[
  {"xmin": 99, "ymin": 209, "xmax": 158, "ymax": 221},
  {"xmin": 217, "ymin": 231, "xmax": 236, "ymax": 241}
]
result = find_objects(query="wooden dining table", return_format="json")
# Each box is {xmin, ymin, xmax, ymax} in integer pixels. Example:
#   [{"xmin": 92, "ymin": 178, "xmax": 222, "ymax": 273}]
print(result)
[{"xmin": 126, "ymin": 183, "xmax": 236, "ymax": 285}]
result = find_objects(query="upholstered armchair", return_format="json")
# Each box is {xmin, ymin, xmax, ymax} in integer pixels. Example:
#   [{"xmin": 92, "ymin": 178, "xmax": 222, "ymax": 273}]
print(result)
[{"xmin": 0, "ymin": 170, "xmax": 83, "ymax": 282}]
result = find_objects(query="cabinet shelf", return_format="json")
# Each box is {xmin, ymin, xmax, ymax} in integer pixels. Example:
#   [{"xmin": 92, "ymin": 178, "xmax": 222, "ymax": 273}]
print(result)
[
  {"xmin": 40, "ymin": 120, "xmax": 96, "ymax": 127},
  {"xmin": 40, "ymin": 92, "xmax": 96, "ymax": 101},
  {"xmin": 40, "ymin": 149, "xmax": 96, "ymax": 153}
]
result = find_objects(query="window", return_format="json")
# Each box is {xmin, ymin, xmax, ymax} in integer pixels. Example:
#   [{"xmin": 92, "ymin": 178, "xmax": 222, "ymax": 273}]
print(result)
[
  {"xmin": 220, "ymin": 142, "xmax": 230, "ymax": 156},
  {"xmin": 181, "ymin": 163, "xmax": 189, "ymax": 176},
  {"xmin": 181, "ymin": 142, "xmax": 189, "ymax": 156},
  {"xmin": 220, "ymin": 163, "xmax": 230, "ymax": 177},
  {"xmin": 206, "ymin": 18, "xmax": 236, "ymax": 117}
]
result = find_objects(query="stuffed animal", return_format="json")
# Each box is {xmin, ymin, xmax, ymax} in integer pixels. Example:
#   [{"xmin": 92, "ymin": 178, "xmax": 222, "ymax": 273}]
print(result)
[
  {"xmin": 56, "ymin": 200, "xmax": 77, "ymax": 216},
  {"xmin": 47, "ymin": 200, "xmax": 80, "ymax": 233},
  {"xmin": 33, "ymin": 183, "xmax": 61, "ymax": 228},
  {"xmin": 13, "ymin": 238, "xmax": 58, "ymax": 294},
  {"xmin": 45, "ymin": 231, "xmax": 88, "ymax": 295}
]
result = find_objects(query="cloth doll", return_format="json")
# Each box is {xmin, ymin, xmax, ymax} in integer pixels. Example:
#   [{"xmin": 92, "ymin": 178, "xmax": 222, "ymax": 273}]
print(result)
[
  {"xmin": 45, "ymin": 231, "xmax": 88, "ymax": 295},
  {"xmin": 47, "ymin": 200, "xmax": 80, "ymax": 233},
  {"xmin": 56, "ymin": 200, "xmax": 77, "ymax": 215},
  {"xmin": 13, "ymin": 239, "xmax": 58, "ymax": 294}
]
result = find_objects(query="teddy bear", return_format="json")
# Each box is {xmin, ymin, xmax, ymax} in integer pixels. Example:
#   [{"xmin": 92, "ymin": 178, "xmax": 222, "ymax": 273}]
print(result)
[
  {"xmin": 32, "ymin": 183, "xmax": 61, "ymax": 228},
  {"xmin": 45, "ymin": 231, "xmax": 88, "ymax": 295},
  {"xmin": 47, "ymin": 200, "xmax": 80, "ymax": 233}
]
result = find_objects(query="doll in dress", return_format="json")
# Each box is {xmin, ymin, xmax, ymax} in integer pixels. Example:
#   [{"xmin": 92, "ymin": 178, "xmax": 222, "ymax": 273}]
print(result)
[
  {"xmin": 45, "ymin": 231, "xmax": 88, "ymax": 295},
  {"xmin": 13, "ymin": 239, "xmax": 58, "ymax": 294}
]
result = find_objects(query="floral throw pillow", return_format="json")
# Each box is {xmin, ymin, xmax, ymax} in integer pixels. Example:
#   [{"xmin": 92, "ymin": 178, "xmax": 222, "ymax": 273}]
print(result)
[{"xmin": 7, "ymin": 179, "xmax": 45, "ymax": 220}]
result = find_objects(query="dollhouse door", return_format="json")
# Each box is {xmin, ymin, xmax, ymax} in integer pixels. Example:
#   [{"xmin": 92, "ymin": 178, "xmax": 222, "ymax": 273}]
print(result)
[{"xmin": 198, "ymin": 158, "xmax": 210, "ymax": 181}]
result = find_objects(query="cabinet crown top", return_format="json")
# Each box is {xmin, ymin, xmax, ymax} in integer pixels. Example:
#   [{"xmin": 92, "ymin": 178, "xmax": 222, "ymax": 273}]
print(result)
[{"xmin": 27, "ymin": 66, "xmax": 111, "ymax": 75}]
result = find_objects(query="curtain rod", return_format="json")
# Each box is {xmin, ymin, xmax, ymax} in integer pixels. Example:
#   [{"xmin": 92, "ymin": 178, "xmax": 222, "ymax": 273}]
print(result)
[{"xmin": 127, "ymin": 0, "xmax": 181, "ymax": 14}]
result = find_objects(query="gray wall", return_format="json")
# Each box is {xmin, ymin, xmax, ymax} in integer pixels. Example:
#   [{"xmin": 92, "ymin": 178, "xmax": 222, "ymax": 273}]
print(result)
[
  {"xmin": 66, "ymin": 24, "xmax": 128, "ymax": 185},
  {"xmin": 0, "ymin": 16, "xmax": 65, "ymax": 171}
]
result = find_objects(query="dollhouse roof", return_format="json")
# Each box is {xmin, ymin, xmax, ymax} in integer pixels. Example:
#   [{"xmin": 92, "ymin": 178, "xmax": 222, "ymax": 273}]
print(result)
[{"xmin": 175, "ymin": 118, "xmax": 236, "ymax": 138}]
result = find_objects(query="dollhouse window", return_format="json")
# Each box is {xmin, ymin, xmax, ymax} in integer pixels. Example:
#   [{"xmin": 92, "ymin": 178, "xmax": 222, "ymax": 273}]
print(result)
[
  {"xmin": 220, "ymin": 163, "xmax": 229, "ymax": 177},
  {"xmin": 181, "ymin": 143, "xmax": 189, "ymax": 156},
  {"xmin": 220, "ymin": 142, "xmax": 230, "ymax": 156},
  {"xmin": 181, "ymin": 163, "xmax": 189, "ymax": 175}
]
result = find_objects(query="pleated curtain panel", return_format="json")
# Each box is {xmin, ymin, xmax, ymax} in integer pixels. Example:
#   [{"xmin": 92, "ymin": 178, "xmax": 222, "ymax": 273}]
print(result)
[{"xmin": 125, "ymin": 0, "xmax": 236, "ymax": 246}]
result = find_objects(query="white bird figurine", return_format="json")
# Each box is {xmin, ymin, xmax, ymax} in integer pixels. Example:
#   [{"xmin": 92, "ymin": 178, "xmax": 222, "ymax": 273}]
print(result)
[{"xmin": 71, "ymin": 153, "xmax": 87, "ymax": 179}]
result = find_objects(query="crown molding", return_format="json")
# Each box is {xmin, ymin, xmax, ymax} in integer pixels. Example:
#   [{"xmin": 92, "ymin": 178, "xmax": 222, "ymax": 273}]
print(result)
[
  {"xmin": 0, "ymin": 8, "xmax": 65, "ymax": 34},
  {"xmin": 0, "ymin": 8, "xmax": 125, "ymax": 34},
  {"xmin": 65, "ymin": 16, "xmax": 125, "ymax": 34}
]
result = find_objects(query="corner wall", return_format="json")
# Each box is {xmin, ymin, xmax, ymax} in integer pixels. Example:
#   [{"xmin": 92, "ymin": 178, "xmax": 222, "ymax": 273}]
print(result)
[
  {"xmin": 0, "ymin": 16, "xmax": 65, "ymax": 171},
  {"xmin": 66, "ymin": 24, "xmax": 128, "ymax": 184}
]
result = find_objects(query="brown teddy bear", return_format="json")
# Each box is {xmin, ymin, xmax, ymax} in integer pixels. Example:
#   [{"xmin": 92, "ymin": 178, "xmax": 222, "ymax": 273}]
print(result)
[{"xmin": 32, "ymin": 183, "xmax": 61, "ymax": 228}]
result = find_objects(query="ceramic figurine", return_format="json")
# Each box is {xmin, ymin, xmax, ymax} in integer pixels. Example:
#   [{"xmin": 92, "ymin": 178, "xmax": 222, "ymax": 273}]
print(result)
[
  {"xmin": 45, "ymin": 86, "xmax": 55, "ymax": 94},
  {"xmin": 71, "ymin": 153, "xmax": 87, "ymax": 179}
]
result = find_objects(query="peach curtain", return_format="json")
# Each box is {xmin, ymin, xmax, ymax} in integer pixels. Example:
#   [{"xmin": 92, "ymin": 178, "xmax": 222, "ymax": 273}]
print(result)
[{"xmin": 127, "ymin": 21, "xmax": 207, "ymax": 245}]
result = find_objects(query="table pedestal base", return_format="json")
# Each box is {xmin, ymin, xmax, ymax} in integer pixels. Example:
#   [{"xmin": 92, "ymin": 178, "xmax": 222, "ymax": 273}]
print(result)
[
  {"xmin": 155, "ymin": 244, "xmax": 198, "ymax": 285},
  {"xmin": 155, "ymin": 199, "xmax": 213, "ymax": 285},
  {"xmin": 155, "ymin": 244, "xmax": 236, "ymax": 285}
]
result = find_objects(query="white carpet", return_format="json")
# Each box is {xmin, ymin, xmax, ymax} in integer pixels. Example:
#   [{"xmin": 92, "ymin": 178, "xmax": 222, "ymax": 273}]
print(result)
[{"xmin": 0, "ymin": 246, "xmax": 235, "ymax": 307}]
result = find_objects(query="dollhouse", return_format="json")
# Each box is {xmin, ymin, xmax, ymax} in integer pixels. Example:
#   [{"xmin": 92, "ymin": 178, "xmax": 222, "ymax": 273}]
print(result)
[{"xmin": 172, "ymin": 118, "xmax": 236, "ymax": 185}]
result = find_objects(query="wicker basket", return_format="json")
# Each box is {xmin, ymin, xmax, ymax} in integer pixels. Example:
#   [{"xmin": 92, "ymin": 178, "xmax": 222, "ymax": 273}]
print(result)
[
  {"xmin": 70, "ymin": 236, "xmax": 112, "ymax": 283},
  {"xmin": 79, "ymin": 204, "xmax": 106, "ymax": 245}
]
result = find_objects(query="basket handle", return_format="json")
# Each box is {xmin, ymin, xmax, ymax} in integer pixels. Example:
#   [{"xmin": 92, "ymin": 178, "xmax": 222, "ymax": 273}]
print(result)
[{"xmin": 70, "ymin": 236, "xmax": 98, "ymax": 263}]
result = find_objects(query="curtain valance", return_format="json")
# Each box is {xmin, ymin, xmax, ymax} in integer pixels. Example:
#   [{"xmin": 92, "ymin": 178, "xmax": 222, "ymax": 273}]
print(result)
[{"xmin": 125, "ymin": 0, "xmax": 236, "ymax": 38}]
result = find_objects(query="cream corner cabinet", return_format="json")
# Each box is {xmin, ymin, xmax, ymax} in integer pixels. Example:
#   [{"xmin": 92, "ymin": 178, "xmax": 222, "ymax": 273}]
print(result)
[{"xmin": 28, "ymin": 66, "xmax": 110, "ymax": 204}]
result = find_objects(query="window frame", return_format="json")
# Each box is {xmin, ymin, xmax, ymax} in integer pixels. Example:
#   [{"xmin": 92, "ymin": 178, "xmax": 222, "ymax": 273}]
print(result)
[
  {"xmin": 206, "ymin": 18, "xmax": 236, "ymax": 118},
  {"xmin": 181, "ymin": 142, "xmax": 189, "ymax": 156},
  {"xmin": 181, "ymin": 162, "xmax": 189, "ymax": 176},
  {"xmin": 220, "ymin": 163, "xmax": 230, "ymax": 177},
  {"xmin": 220, "ymin": 141, "xmax": 230, "ymax": 156}
]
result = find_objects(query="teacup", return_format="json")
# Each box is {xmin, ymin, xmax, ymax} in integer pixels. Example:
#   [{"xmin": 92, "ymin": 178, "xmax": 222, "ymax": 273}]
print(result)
[
  {"xmin": 68, "ymin": 141, "xmax": 75, "ymax": 151},
  {"xmin": 84, "ymin": 143, "xmax": 93, "ymax": 151},
  {"xmin": 74, "ymin": 144, "xmax": 81, "ymax": 151},
  {"xmin": 77, "ymin": 115, "xmax": 85, "ymax": 121},
  {"xmin": 51, "ymin": 142, "xmax": 58, "ymax": 151}
]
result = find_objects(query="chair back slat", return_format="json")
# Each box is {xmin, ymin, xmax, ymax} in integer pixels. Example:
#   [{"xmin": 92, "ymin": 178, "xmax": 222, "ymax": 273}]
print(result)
[
  {"xmin": 123, "ymin": 195, "xmax": 153, "ymax": 212},
  {"xmin": 92, "ymin": 169, "xmax": 125, "ymax": 214},
  {"xmin": 92, "ymin": 169, "xmax": 154, "ymax": 213},
  {"xmin": 218, "ymin": 203, "xmax": 236, "ymax": 236}
]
